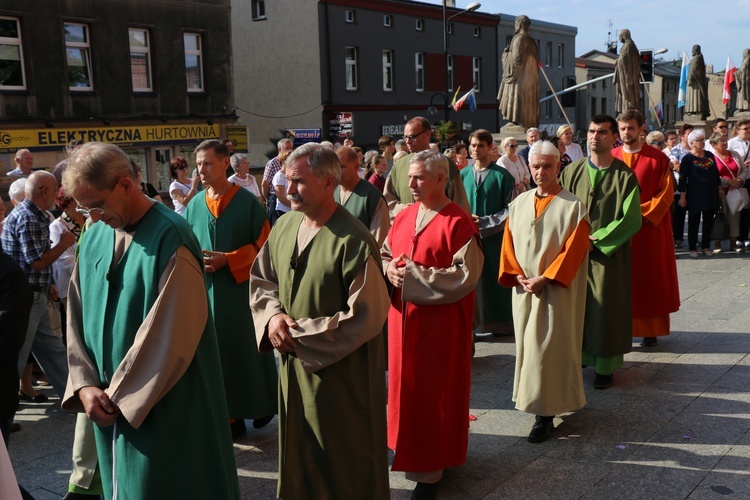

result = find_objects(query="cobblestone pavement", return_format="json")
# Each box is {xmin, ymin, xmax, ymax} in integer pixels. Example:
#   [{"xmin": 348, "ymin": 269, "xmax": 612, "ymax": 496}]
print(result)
[{"xmin": 9, "ymin": 249, "xmax": 750, "ymax": 499}]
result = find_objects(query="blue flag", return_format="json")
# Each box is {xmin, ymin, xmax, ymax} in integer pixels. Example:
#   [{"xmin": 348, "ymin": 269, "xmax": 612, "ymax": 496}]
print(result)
[{"xmin": 677, "ymin": 51, "xmax": 689, "ymax": 108}]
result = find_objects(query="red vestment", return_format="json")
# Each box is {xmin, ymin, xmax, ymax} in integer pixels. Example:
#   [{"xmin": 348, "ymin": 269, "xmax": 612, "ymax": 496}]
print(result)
[
  {"xmin": 612, "ymin": 145, "xmax": 680, "ymax": 336},
  {"xmin": 386, "ymin": 202, "xmax": 478, "ymax": 472}
]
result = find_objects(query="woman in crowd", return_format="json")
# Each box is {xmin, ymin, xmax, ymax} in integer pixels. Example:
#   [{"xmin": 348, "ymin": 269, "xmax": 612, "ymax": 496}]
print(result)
[
  {"xmin": 557, "ymin": 125, "xmax": 584, "ymax": 161},
  {"xmin": 646, "ymin": 131, "xmax": 666, "ymax": 151},
  {"xmin": 709, "ymin": 132, "xmax": 748, "ymax": 252},
  {"xmin": 454, "ymin": 143, "xmax": 470, "ymax": 170},
  {"xmin": 131, "ymin": 160, "xmax": 163, "ymax": 203},
  {"xmin": 271, "ymin": 150, "xmax": 293, "ymax": 220},
  {"xmin": 169, "ymin": 156, "xmax": 199, "ymax": 215},
  {"xmin": 678, "ymin": 130, "xmax": 722, "ymax": 257},
  {"xmin": 228, "ymin": 153, "xmax": 262, "ymax": 201},
  {"xmin": 549, "ymin": 137, "xmax": 572, "ymax": 175},
  {"xmin": 497, "ymin": 136, "xmax": 530, "ymax": 199},
  {"xmin": 366, "ymin": 154, "xmax": 387, "ymax": 192}
]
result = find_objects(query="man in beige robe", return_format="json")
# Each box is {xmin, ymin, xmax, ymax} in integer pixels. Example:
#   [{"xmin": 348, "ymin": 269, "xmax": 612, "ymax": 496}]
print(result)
[{"xmin": 499, "ymin": 141, "xmax": 590, "ymax": 444}]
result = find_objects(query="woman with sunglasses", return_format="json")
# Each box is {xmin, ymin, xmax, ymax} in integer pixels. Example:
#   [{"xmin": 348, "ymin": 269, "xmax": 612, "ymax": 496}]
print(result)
[
  {"xmin": 169, "ymin": 156, "xmax": 199, "ymax": 215},
  {"xmin": 498, "ymin": 137, "xmax": 531, "ymax": 199}
]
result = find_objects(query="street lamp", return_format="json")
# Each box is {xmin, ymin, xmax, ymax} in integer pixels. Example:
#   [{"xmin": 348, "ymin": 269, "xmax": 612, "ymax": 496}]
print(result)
[{"xmin": 443, "ymin": 1, "xmax": 481, "ymax": 122}]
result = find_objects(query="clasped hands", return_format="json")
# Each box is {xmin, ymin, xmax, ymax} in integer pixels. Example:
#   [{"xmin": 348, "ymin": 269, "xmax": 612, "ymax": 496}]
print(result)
[
  {"xmin": 79, "ymin": 386, "xmax": 120, "ymax": 427},
  {"xmin": 386, "ymin": 254, "xmax": 409, "ymax": 289},
  {"xmin": 515, "ymin": 275, "xmax": 549, "ymax": 296}
]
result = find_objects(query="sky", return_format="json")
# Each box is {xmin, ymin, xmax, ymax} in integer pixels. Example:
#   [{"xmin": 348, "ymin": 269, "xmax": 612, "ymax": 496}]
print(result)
[{"xmin": 424, "ymin": 0, "xmax": 750, "ymax": 70}]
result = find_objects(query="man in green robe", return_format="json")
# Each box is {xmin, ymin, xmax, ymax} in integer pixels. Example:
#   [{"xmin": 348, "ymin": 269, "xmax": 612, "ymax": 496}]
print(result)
[
  {"xmin": 384, "ymin": 116, "xmax": 470, "ymax": 221},
  {"xmin": 250, "ymin": 143, "xmax": 390, "ymax": 499},
  {"xmin": 461, "ymin": 129, "xmax": 516, "ymax": 335},
  {"xmin": 335, "ymin": 146, "xmax": 390, "ymax": 246},
  {"xmin": 61, "ymin": 142, "xmax": 240, "ymax": 499},
  {"xmin": 184, "ymin": 140, "xmax": 277, "ymax": 438},
  {"xmin": 559, "ymin": 115, "xmax": 642, "ymax": 389}
]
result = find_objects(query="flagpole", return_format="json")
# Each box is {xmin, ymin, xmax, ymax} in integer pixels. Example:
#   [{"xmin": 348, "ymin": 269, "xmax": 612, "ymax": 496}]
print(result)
[
  {"xmin": 640, "ymin": 71, "xmax": 662, "ymax": 128},
  {"xmin": 538, "ymin": 62, "xmax": 572, "ymax": 130}
]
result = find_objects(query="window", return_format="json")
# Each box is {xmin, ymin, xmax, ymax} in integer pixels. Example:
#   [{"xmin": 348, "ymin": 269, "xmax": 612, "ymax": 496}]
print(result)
[
  {"xmin": 415, "ymin": 52, "xmax": 424, "ymax": 92},
  {"xmin": 415, "ymin": 19, "xmax": 423, "ymax": 31},
  {"xmin": 472, "ymin": 57, "xmax": 481, "ymax": 91},
  {"xmin": 0, "ymin": 17, "xmax": 26, "ymax": 90},
  {"xmin": 383, "ymin": 15, "xmax": 392, "ymax": 27},
  {"xmin": 545, "ymin": 41, "xmax": 552, "ymax": 68},
  {"xmin": 251, "ymin": 0, "xmax": 266, "ymax": 20},
  {"xmin": 473, "ymin": 27, "xmax": 481, "ymax": 38},
  {"xmin": 65, "ymin": 23, "xmax": 93, "ymax": 91},
  {"xmin": 129, "ymin": 28, "xmax": 152, "ymax": 92},
  {"xmin": 345, "ymin": 46, "xmax": 358, "ymax": 90},
  {"xmin": 601, "ymin": 97, "xmax": 607, "ymax": 113},
  {"xmin": 591, "ymin": 97, "xmax": 596, "ymax": 115},
  {"xmin": 184, "ymin": 32, "xmax": 204, "ymax": 92},
  {"xmin": 447, "ymin": 55, "xmax": 454, "ymax": 92},
  {"xmin": 345, "ymin": 10, "xmax": 355, "ymax": 23},
  {"xmin": 382, "ymin": 50, "xmax": 393, "ymax": 91},
  {"xmin": 545, "ymin": 91, "xmax": 552, "ymax": 119},
  {"xmin": 602, "ymin": 78, "xmax": 607, "ymax": 89},
  {"xmin": 558, "ymin": 43, "xmax": 564, "ymax": 68}
]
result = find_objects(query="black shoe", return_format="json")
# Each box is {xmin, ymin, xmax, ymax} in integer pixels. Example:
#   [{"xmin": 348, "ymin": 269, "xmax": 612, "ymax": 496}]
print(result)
[
  {"xmin": 593, "ymin": 373, "xmax": 613, "ymax": 390},
  {"xmin": 640, "ymin": 337, "xmax": 658, "ymax": 347},
  {"xmin": 230, "ymin": 419, "xmax": 247, "ymax": 439},
  {"xmin": 10, "ymin": 422, "xmax": 21, "ymax": 433},
  {"xmin": 527, "ymin": 415, "xmax": 554, "ymax": 443},
  {"xmin": 19, "ymin": 390, "xmax": 48, "ymax": 403},
  {"xmin": 411, "ymin": 481, "xmax": 439, "ymax": 500},
  {"xmin": 253, "ymin": 415, "xmax": 274, "ymax": 429}
]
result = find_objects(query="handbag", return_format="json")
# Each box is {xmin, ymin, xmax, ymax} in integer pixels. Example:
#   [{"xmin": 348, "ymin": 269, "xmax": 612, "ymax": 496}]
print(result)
[
  {"xmin": 710, "ymin": 211, "xmax": 730, "ymax": 241},
  {"xmin": 726, "ymin": 187, "xmax": 750, "ymax": 214}
]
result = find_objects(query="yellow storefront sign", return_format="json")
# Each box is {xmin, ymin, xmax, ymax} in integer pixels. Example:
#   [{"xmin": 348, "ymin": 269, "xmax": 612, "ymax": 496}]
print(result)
[
  {"xmin": 225, "ymin": 125, "xmax": 248, "ymax": 153},
  {"xmin": 0, "ymin": 123, "xmax": 221, "ymax": 152}
]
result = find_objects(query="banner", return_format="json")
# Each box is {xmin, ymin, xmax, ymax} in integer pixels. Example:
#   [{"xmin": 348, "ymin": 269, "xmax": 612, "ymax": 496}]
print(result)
[{"xmin": 0, "ymin": 123, "xmax": 221, "ymax": 153}]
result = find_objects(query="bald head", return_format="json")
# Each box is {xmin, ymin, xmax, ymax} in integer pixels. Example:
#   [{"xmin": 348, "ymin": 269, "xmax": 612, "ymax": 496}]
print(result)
[{"xmin": 25, "ymin": 171, "xmax": 57, "ymax": 210}]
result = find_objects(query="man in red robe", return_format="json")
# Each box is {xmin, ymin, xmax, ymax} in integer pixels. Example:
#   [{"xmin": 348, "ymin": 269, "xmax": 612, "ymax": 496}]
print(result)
[
  {"xmin": 381, "ymin": 150, "xmax": 483, "ymax": 499},
  {"xmin": 612, "ymin": 109, "xmax": 680, "ymax": 346}
]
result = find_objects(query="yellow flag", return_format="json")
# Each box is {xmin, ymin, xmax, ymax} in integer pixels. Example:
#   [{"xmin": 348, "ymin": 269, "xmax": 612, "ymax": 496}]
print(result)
[{"xmin": 450, "ymin": 86, "xmax": 461, "ymax": 108}]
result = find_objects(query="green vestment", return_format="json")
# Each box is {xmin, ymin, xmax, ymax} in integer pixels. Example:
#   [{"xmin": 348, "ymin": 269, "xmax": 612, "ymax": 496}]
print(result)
[
  {"xmin": 77, "ymin": 203, "xmax": 239, "ymax": 499},
  {"xmin": 334, "ymin": 179, "xmax": 382, "ymax": 228},
  {"xmin": 268, "ymin": 207, "xmax": 389, "ymax": 500},
  {"xmin": 460, "ymin": 164, "xmax": 516, "ymax": 325},
  {"xmin": 559, "ymin": 158, "xmax": 642, "ymax": 357},
  {"xmin": 184, "ymin": 187, "xmax": 277, "ymax": 419}
]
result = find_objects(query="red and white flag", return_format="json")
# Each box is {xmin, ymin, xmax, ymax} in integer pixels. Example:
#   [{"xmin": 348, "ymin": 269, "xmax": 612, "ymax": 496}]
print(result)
[{"xmin": 723, "ymin": 56, "xmax": 737, "ymax": 105}]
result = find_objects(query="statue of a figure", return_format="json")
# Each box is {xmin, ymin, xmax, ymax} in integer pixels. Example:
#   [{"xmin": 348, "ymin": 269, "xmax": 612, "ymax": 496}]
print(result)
[
  {"xmin": 497, "ymin": 15, "xmax": 539, "ymax": 129},
  {"xmin": 686, "ymin": 44, "xmax": 708, "ymax": 119},
  {"xmin": 734, "ymin": 49, "xmax": 750, "ymax": 112},
  {"xmin": 613, "ymin": 29, "xmax": 641, "ymax": 113}
]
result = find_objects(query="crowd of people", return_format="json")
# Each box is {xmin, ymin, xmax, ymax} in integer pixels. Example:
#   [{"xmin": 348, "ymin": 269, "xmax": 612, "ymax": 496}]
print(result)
[{"xmin": 1, "ymin": 109, "xmax": 746, "ymax": 499}]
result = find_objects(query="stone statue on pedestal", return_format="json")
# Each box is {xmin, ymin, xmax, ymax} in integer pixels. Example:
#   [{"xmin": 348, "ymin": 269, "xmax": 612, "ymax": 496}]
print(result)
[
  {"xmin": 734, "ymin": 49, "xmax": 750, "ymax": 114},
  {"xmin": 685, "ymin": 44, "xmax": 708, "ymax": 120},
  {"xmin": 497, "ymin": 15, "xmax": 539, "ymax": 129},
  {"xmin": 613, "ymin": 29, "xmax": 641, "ymax": 114}
]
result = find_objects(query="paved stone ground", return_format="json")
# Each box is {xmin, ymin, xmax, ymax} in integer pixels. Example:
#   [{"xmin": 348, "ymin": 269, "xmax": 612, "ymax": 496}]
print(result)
[{"xmin": 8, "ymin": 248, "xmax": 750, "ymax": 499}]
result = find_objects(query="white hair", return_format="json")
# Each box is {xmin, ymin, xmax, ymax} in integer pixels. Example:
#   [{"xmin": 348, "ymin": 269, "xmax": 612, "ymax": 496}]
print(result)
[
  {"xmin": 687, "ymin": 129, "xmax": 706, "ymax": 148},
  {"xmin": 529, "ymin": 141, "xmax": 560, "ymax": 161},
  {"xmin": 9, "ymin": 178, "xmax": 26, "ymax": 203}
]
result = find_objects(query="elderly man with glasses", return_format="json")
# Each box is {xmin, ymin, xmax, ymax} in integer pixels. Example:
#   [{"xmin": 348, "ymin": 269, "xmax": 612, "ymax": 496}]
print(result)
[{"xmin": 383, "ymin": 116, "xmax": 469, "ymax": 221}]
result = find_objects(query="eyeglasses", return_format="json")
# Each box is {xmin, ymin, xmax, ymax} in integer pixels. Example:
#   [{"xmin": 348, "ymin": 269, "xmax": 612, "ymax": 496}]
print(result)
[
  {"xmin": 403, "ymin": 130, "xmax": 428, "ymax": 141},
  {"xmin": 507, "ymin": 144, "xmax": 518, "ymax": 149},
  {"xmin": 176, "ymin": 165, "xmax": 187, "ymax": 170},
  {"xmin": 75, "ymin": 206, "xmax": 105, "ymax": 217},
  {"xmin": 649, "ymin": 141, "xmax": 664, "ymax": 146},
  {"xmin": 717, "ymin": 125, "xmax": 728, "ymax": 129}
]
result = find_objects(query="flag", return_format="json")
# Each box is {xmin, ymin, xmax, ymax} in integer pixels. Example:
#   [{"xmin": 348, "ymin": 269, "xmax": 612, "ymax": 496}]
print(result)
[
  {"xmin": 677, "ymin": 51, "xmax": 689, "ymax": 108},
  {"xmin": 723, "ymin": 56, "xmax": 737, "ymax": 105},
  {"xmin": 450, "ymin": 86, "xmax": 461, "ymax": 109},
  {"xmin": 650, "ymin": 101, "xmax": 663, "ymax": 123},
  {"xmin": 453, "ymin": 88, "xmax": 476, "ymax": 112}
]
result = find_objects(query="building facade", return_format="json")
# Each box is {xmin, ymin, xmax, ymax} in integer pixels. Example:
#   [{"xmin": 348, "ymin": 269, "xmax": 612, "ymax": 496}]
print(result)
[
  {"xmin": 0, "ymin": 0, "xmax": 236, "ymax": 193},
  {"xmin": 235, "ymin": 0, "xmax": 576, "ymax": 165}
]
